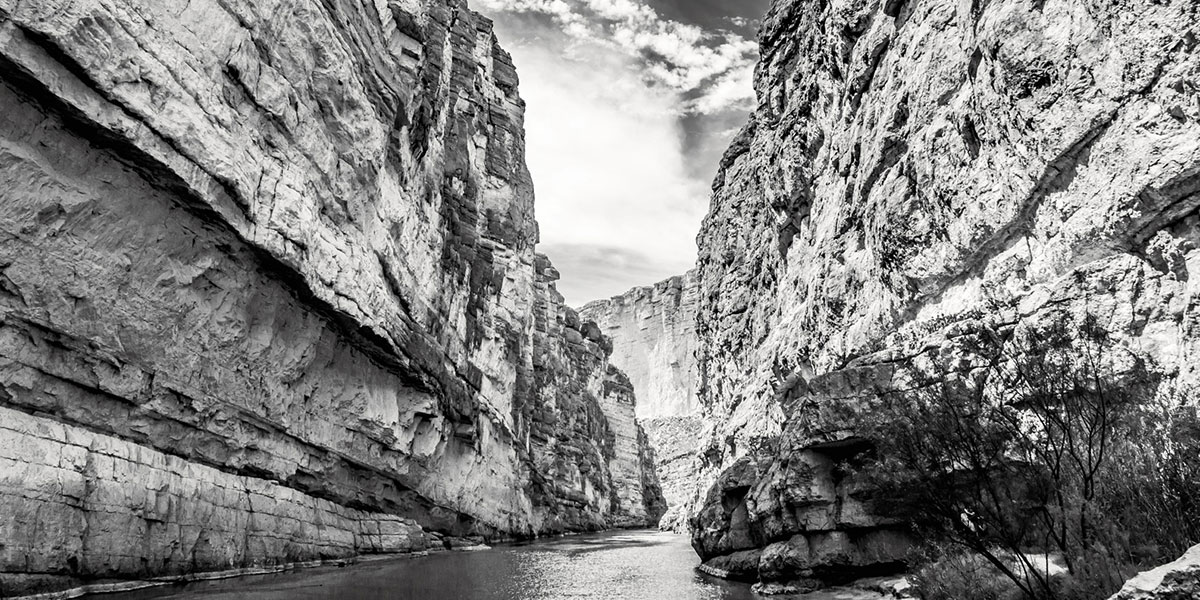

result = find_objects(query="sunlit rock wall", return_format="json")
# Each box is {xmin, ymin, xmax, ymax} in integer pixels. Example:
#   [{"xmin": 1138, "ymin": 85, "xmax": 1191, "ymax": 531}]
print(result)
[
  {"xmin": 526, "ymin": 256, "xmax": 666, "ymax": 531},
  {"xmin": 580, "ymin": 271, "xmax": 700, "ymax": 420},
  {"xmin": 581, "ymin": 271, "xmax": 703, "ymax": 530},
  {"xmin": 640, "ymin": 414, "xmax": 703, "ymax": 532},
  {"xmin": 689, "ymin": 0, "xmax": 1200, "ymax": 588},
  {"xmin": 0, "ymin": 0, "xmax": 661, "ymax": 595}
]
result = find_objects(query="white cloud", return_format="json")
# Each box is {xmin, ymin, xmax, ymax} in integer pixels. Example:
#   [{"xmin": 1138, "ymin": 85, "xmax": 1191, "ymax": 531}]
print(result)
[
  {"xmin": 687, "ymin": 61, "xmax": 756, "ymax": 114},
  {"xmin": 476, "ymin": 0, "xmax": 757, "ymax": 114},
  {"xmin": 485, "ymin": 26, "xmax": 708, "ymax": 304},
  {"xmin": 475, "ymin": 1, "xmax": 758, "ymax": 304},
  {"xmin": 727, "ymin": 16, "xmax": 756, "ymax": 29}
]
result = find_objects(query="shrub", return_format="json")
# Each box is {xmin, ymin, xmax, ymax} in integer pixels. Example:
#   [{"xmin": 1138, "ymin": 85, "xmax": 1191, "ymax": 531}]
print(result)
[{"xmin": 854, "ymin": 312, "xmax": 1200, "ymax": 599}]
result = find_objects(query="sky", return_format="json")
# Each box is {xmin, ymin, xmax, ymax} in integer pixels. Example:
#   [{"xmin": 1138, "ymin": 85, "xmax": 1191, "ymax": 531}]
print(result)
[{"xmin": 473, "ymin": 0, "xmax": 770, "ymax": 306}]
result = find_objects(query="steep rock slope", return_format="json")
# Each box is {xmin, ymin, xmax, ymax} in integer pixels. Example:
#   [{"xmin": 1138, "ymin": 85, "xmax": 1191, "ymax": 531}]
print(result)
[
  {"xmin": 690, "ymin": 0, "xmax": 1200, "ymax": 589},
  {"xmin": 0, "ymin": 0, "xmax": 662, "ymax": 595},
  {"xmin": 581, "ymin": 271, "xmax": 701, "ymax": 530}
]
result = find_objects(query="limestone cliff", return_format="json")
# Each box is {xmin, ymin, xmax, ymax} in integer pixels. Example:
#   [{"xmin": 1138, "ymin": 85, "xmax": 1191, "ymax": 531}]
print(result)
[
  {"xmin": 580, "ymin": 271, "xmax": 700, "ymax": 420},
  {"xmin": 0, "ymin": 0, "xmax": 662, "ymax": 596},
  {"xmin": 688, "ymin": 0, "xmax": 1200, "ymax": 589},
  {"xmin": 580, "ymin": 271, "xmax": 702, "ymax": 531},
  {"xmin": 1108, "ymin": 545, "xmax": 1200, "ymax": 600}
]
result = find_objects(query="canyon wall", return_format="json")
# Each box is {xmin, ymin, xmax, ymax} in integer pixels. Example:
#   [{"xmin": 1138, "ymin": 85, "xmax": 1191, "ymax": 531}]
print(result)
[
  {"xmin": 580, "ymin": 271, "xmax": 700, "ymax": 420},
  {"xmin": 581, "ymin": 271, "xmax": 701, "ymax": 530},
  {"xmin": 0, "ymin": 0, "xmax": 662, "ymax": 596},
  {"xmin": 688, "ymin": 0, "xmax": 1200, "ymax": 591}
]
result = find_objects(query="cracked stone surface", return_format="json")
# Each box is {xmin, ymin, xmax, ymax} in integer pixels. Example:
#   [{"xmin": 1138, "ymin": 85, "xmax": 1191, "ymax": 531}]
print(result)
[
  {"xmin": 687, "ymin": 0, "xmax": 1200, "ymax": 588},
  {"xmin": 0, "ymin": 0, "xmax": 662, "ymax": 595}
]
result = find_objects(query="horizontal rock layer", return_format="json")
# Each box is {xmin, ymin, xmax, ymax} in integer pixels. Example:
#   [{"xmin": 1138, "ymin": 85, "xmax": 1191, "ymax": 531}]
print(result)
[
  {"xmin": 690, "ymin": 0, "xmax": 1199, "ymax": 588},
  {"xmin": 0, "ymin": 0, "xmax": 662, "ymax": 595},
  {"xmin": 640, "ymin": 415, "xmax": 702, "ymax": 532}
]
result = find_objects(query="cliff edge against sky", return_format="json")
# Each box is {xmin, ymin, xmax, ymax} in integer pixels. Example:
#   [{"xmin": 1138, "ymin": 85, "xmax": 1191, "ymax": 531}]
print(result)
[{"xmin": 588, "ymin": 0, "xmax": 1199, "ymax": 591}]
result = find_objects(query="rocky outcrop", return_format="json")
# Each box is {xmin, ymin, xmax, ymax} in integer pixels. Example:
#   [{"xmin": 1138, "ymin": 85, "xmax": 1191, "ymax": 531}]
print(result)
[
  {"xmin": 522, "ymin": 256, "xmax": 667, "ymax": 533},
  {"xmin": 640, "ymin": 415, "xmax": 702, "ymax": 531},
  {"xmin": 1108, "ymin": 545, "xmax": 1200, "ymax": 600},
  {"xmin": 581, "ymin": 271, "xmax": 702, "ymax": 530},
  {"xmin": 0, "ymin": 0, "xmax": 661, "ymax": 596},
  {"xmin": 690, "ymin": 0, "xmax": 1200, "ymax": 589}
]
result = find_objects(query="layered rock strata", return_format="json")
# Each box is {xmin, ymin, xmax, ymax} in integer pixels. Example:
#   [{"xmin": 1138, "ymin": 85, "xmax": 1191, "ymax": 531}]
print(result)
[
  {"xmin": 580, "ymin": 271, "xmax": 701, "ymax": 530},
  {"xmin": 639, "ymin": 415, "xmax": 702, "ymax": 531},
  {"xmin": 689, "ymin": 0, "xmax": 1200, "ymax": 589},
  {"xmin": 0, "ymin": 0, "xmax": 662, "ymax": 596}
]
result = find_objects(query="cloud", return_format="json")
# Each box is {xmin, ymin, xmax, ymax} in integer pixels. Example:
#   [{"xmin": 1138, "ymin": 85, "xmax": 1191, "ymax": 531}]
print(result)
[
  {"xmin": 476, "ymin": 0, "xmax": 757, "ymax": 114},
  {"xmin": 476, "ymin": 1, "xmax": 758, "ymax": 305},
  {"xmin": 726, "ymin": 16, "xmax": 757, "ymax": 29},
  {"xmin": 540, "ymin": 244, "xmax": 690, "ymax": 306},
  {"xmin": 502, "ymin": 32, "xmax": 706, "ymax": 305},
  {"xmin": 686, "ymin": 64, "xmax": 755, "ymax": 115}
]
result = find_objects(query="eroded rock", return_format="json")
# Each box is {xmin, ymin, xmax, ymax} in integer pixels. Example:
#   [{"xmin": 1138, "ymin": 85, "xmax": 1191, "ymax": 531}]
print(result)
[
  {"xmin": 581, "ymin": 270, "xmax": 702, "ymax": 530},
  {"xmin": 1108, "ymin": 545, "xmax": 1200, "ymax": 600}
]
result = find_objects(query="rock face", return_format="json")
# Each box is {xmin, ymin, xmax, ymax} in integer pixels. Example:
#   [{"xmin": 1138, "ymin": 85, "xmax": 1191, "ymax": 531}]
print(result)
[
  {"xmin": 580, "ymin": 271, "xmax": 701, "ymax": 420},
  {"xmin": 689, "ymin": 0, "xmax": 1200, "ymax": 589},
  {"xmin": 580, "ymin": 271, "xmax": 702, "ymax": 530},
  {"xmin": 0, "ymin": 0, "xmax": 662, "ymax": 596},
  {"xmin": 1108, "ymin": 545, "xmax": 1200, "ymax": 600},
  {"xmin": 639, "ymin": 415, "xmax": 702, "ymax": 531}
]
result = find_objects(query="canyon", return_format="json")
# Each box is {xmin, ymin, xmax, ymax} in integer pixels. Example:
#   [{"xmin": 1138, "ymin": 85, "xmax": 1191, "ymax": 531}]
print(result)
[
  {"xmin": 1, "ymin": 0, "xmax": 1199, "ymax": 596},
  {"xmin": 580, "ymin": 270, "xmax": 702, "ymax": 532},
  {"xmin": 0, "ymin": 0, "xmax": 662, "ymax": 596}
]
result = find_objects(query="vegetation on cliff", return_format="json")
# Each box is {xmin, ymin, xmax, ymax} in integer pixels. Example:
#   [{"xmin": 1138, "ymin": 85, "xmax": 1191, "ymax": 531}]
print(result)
[{"xmin": 856, "ymin": 313, "xmax": 1200, "ymax": 599}]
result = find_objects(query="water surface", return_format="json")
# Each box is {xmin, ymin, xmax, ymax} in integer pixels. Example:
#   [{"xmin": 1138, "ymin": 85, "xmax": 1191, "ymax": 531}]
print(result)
[{"xmin": 103, "ymin": 530, "xmax": 756, "ymax": 600}]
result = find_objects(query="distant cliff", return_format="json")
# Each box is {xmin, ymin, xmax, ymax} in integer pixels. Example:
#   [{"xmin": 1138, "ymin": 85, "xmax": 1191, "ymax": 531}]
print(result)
[
  {"xmin": 581, "ymin": 271, "xmax": 702, "ymax": 530},
  {"xmin": 580, "ymin": 271, "xmax": 700, "ymax": 420},
  {"xmin": 0, "ymin": 0, "xmax": 661, "ymax": 596},
  {"xmin": 687, "ymin": 0, "xmax": 1200, "ymax": 590}
]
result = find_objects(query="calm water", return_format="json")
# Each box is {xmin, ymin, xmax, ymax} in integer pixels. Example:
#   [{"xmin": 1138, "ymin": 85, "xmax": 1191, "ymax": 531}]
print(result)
[{"xmin": 101, "ymin": 530, "xmax": 757, "ymax": 600}]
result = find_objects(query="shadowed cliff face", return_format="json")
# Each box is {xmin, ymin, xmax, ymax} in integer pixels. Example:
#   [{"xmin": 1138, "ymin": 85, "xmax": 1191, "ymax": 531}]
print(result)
[
  {"xmin": 688, "ymin": 0, "xmax": 1200, "ymax": 589},
  {"xmin": 0, "ymin": 0, "xmax": 662, "ymax": 595}
]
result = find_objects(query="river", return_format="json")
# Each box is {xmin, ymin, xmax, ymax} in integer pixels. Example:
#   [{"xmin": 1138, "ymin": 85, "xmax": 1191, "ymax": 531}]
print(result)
[{"xmin": 99, "ymin": 530, "xmax": 757, "ymax": 600}]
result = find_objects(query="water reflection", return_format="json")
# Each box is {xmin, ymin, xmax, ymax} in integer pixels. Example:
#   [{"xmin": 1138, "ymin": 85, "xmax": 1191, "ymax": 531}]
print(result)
[{"xmin": 101, "ymin": 530, "xmax": 755, "ymax": 600}]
